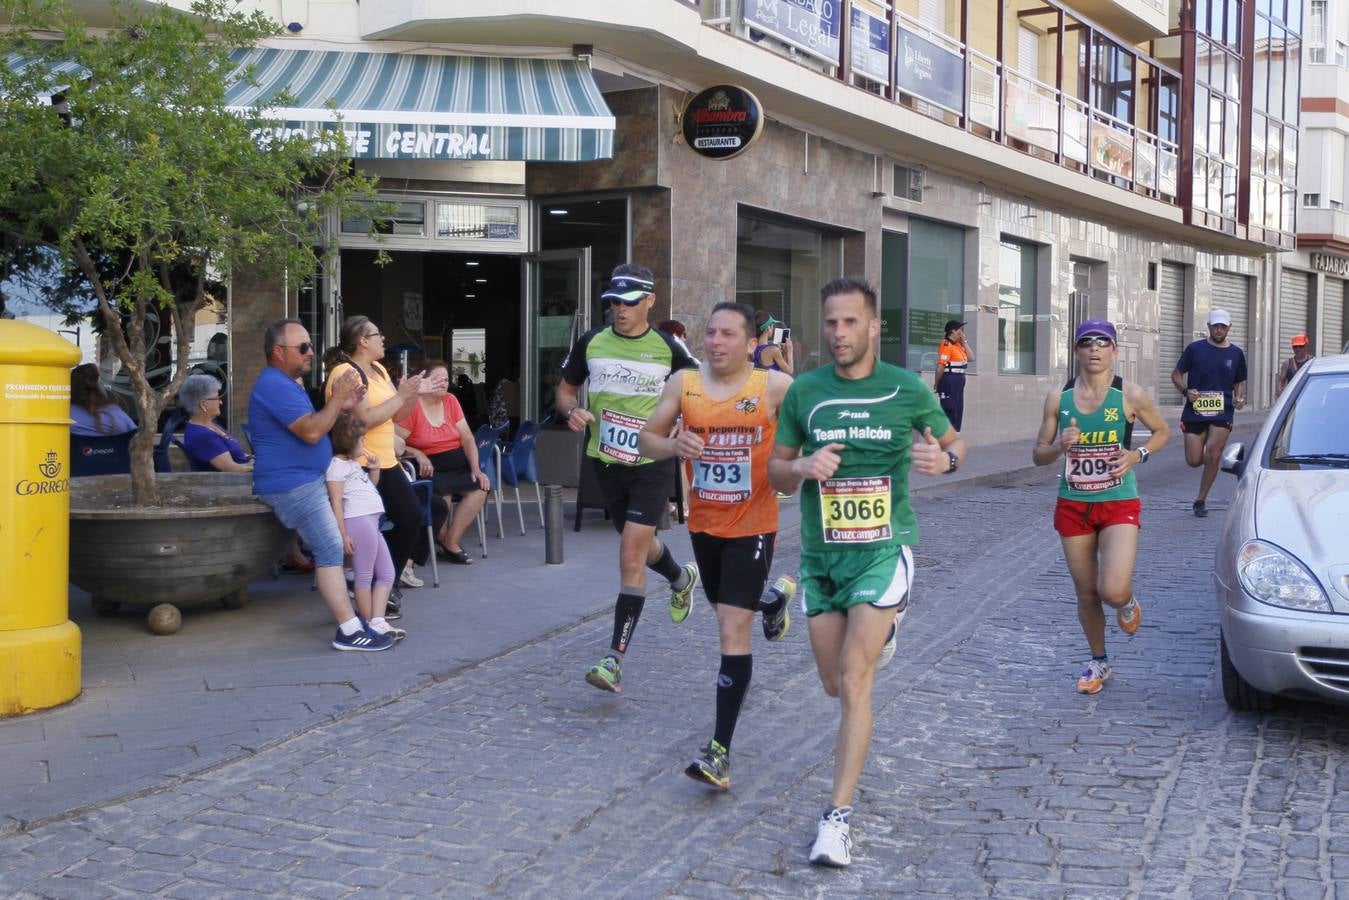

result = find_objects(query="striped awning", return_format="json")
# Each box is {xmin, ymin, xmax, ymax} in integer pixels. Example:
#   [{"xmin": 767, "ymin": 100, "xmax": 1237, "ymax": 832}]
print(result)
[
  {"xmin": 226, "ymin": 48, "xmax": 615, "ymax": 162},
  {"xmin": 4, "ymin": 52, "xmax": 89, "ymax": 80}
]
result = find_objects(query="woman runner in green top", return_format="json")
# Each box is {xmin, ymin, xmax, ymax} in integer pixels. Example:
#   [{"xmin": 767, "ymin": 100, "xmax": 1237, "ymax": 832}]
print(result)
[{"xmin": 1032, "ymin": 319, "xmax": 1169, "ymax": 695}]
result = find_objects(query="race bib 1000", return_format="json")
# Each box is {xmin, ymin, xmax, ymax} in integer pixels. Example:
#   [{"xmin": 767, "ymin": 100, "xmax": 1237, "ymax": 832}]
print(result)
[
  {"xmin": 691, "ymin": 446, "xmax": 751, "ymax": 503},
  {"xmin": 1192, "ymin": 391, "xmax": 1225, "ymax": 417},
  {"xmin": 820, "ymin": 476, "xmax": 892, "ymax": 544},
  {"xmin": 1065, "ymin": 444, "xmax": 1122, "ymax": 493},
  {"xmin": 598, "ymin": 409, "xmax": 645, "ymax": 463}
]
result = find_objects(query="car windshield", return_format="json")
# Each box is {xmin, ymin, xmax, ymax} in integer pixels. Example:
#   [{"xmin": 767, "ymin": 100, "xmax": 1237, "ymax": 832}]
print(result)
[{"xmin": 1269, "ymin": 373, "xmax": 1349, "ymax": 469}]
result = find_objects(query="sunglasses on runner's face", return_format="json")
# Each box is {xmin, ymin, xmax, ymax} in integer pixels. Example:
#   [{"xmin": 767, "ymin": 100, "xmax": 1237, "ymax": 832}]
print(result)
[
  {"xmin": 1075, "ymin": 336, "xmax": 1114, "ymax": 349},
  {"xmin": 606, "ymin": 296, "xmax": 646, "ymax": 307}
]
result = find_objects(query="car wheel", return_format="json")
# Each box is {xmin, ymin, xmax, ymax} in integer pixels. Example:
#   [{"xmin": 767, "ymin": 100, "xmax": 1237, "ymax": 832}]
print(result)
[{"xmin": 1220, "ymin": 633, "xmax": 1274, "ymax": 712}]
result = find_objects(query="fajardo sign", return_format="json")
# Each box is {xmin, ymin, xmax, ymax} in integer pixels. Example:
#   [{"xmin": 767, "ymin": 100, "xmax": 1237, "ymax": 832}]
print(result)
[
  {"xmin": 681, "ymin": 85, "xmax": 765, "ymax": 160},
  {"xmin": 1311, "ymin": 253, "xmax": 1349, "ymax": 276}
]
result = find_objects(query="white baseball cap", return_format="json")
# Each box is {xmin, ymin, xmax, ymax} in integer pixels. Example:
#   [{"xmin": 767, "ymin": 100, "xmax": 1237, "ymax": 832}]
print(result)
[{"xmin": 1207, "ymin": 308, "xmax": 1232, "ymax": 326}]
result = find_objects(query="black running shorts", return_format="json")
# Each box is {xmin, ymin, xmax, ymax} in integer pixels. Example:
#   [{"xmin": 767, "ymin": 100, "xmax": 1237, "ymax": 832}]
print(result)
[
  {"xmin": 690, "ymin": 531, "xmax": 776, "ymax": 610},
  {"xmin": 591, "ymin": 456, "xmax": 676, "ymax": 533}
]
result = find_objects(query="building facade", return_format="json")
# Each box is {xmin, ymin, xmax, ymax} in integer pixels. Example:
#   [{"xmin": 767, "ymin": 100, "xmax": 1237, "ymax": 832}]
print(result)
[
  {"xmin": 1276, "ymin": 0, "xmax": 1349, "ymax": 375},
  {"xmin": 36, "ymin": 0, "xmax": 1307, "ymax": 480}
]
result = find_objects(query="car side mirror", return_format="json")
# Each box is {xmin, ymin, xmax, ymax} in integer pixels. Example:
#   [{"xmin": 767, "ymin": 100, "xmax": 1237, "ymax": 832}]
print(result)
[{"xmin": 1221, "ymin": 442, "xmax": 1246, "ymax": 476}]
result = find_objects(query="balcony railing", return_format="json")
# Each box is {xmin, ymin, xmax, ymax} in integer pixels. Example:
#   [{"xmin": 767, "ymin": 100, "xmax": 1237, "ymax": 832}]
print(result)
[
  {"xmin": 698, "ymin": 0, "xmax": 1179, "ymax": 205},
  {"xmin": 1299, "ymin": 206, "xmax": 1349, "ymax": 240}
]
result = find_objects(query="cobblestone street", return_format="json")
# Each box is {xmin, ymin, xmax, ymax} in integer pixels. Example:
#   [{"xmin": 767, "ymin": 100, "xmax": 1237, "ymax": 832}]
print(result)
[{"xmin": 4, "ymin": 449, "xmax": 1348, "ymax": 898}]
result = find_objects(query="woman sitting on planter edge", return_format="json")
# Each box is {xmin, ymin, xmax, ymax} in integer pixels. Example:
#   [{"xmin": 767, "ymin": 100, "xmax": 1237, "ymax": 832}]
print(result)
[
  {"xmin": 70, "ymin": 363, "xmax": 136, "ymax": 436},
  {"xmin": 179, "ymin": 372, "xmax": 314, "ymax": 573},
  {"xmin": 323, "ymin": 316, "xmax": 447, "ymax": 592},
  {"xmin": 397, "ymin": 359, "xmax": 490, "ymax": 565},
  {"xmin": 179, "ymin": 372, "xmax": 251, "ymax": 473}
]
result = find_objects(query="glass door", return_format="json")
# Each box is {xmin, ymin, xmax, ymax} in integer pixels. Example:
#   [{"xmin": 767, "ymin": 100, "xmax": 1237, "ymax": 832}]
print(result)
[{"xmin": 523, "ymin": 248, "xmax": 591, "ymax": 485}]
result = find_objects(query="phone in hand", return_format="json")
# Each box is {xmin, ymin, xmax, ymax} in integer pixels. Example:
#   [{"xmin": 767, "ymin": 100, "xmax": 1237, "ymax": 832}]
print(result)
[{"xmin": 771, "ymin": 326, "xmax": 790, "ymax": 345}]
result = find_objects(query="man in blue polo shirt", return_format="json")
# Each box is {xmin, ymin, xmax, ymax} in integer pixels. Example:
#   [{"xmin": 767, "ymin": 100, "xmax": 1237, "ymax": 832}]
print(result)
[
  {"xmin": 249, "ymin": 318, "xmax": 393, "ymax": 651},
  {"xmin": 1171, "ymin": 308, "xmax": 1247, "ymax": 518}
]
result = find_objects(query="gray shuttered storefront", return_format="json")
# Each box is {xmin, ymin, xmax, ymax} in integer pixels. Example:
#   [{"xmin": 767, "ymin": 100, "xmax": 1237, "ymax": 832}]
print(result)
[
  {"xmin": 1324, "ymin": 278, "xmax": 1346, "ymax": 354},
  {"xmin": 1212, "ymin": 270, "xmax": 1250, "ymax": 353},
  {"xmin": 1158, "ymin": 262, "xmax": 1186, "ymax": 394},
  {"xmin": 1279, "ymin": 268, "xmax": 1312, "ymax": 355}
]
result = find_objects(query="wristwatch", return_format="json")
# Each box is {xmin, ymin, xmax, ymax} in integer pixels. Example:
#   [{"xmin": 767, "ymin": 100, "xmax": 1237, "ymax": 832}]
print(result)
[
  {"xmin": 945, "ymin": 451, "xmax": 959, "ymax": 474},
  {"xmin": 1136, "ymin": 447, "xmax": 1150, "ymax": 464}
]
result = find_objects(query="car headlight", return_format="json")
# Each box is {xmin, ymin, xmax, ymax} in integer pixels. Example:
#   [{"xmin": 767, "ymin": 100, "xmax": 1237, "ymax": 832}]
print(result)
[{"xmin": 1237, "ymin": 541, "xmax": 1332, "ymax": 612}]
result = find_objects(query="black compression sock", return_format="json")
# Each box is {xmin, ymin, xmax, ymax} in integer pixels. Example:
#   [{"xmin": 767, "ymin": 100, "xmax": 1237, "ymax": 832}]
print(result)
[
  {"xmin": 612, "ymin": 591, "xmax": 645, "ymax": 654},
  {"xmin": 713, "ymin": 654, "xmax": 753, "ymax": 750},
  {"xmin": 649, "ymin": 543, "xmax": 684, "ymax": 585}
]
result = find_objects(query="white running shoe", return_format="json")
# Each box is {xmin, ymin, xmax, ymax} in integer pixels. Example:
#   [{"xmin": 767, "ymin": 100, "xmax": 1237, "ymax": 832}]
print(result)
[
  {"xmin": 399, "ymin": 564, "xmax": 424, "ymax": 589},
  {"xmin": 877, "ymin": 622, "xmax": 898, "ymax": 670},
  {"xmin": 809, "ymin": 806, "xmax": 853, "ymax": 867}
]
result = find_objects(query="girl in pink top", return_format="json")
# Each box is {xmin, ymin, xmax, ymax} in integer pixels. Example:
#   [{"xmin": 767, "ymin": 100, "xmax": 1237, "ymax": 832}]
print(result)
[{"xmin": 326, "ymin": 414, "xmax": 404, "ymax": 641}]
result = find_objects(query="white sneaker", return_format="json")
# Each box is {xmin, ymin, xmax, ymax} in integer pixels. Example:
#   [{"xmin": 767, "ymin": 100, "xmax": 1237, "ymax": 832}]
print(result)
[
  {"xmin": 809, "ymin": 806, "xmax": 853, "ymax": 867},
  {"xmin": 400, "ymin": 565, "xmax": 424, "ymax": 589},
  {"xmin": 877, "ymin": 622, "xmax": 898, "ymax": 670}
]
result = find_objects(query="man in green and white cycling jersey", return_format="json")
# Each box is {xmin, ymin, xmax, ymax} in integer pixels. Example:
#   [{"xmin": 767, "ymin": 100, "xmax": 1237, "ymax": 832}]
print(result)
[{"xmin": 556, "ymin": 263, "xmax": 699, "ymax": 694}]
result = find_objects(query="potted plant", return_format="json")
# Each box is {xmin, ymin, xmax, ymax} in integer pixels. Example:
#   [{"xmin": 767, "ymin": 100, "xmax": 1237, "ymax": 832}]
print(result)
[{"xmin": 0, "ymin": 0, "xmax": 379, "ymax": 629}]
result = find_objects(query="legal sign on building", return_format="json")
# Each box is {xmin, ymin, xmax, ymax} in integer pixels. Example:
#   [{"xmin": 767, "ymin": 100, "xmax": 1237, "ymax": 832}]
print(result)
[{"xmin": 744, "ymin": 0, "xmax": 841, "ymax": 64}]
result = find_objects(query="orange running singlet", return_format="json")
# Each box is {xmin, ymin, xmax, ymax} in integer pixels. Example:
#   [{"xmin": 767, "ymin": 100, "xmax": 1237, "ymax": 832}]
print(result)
[{"xmin": 679, "ymin": 368, "xmax": 778, "ymax": 539}]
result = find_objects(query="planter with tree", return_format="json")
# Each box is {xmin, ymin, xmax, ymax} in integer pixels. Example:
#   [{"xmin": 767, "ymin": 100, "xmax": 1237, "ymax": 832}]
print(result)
[{"xmin": 0, "ymin": 0, "xmax": 380, "ymax": 631}]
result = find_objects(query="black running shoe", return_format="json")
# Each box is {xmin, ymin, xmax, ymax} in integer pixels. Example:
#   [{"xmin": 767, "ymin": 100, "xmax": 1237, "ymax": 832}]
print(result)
[{"xmin": 684, "ymin": 739, "xmax": 730, "ymax": 790}]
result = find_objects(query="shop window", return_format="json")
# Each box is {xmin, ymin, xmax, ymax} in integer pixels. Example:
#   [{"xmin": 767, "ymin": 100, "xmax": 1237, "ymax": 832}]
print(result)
[
  {"xmin": 735, "ymin": 213, "xmax": 843, "ymax": 374},
  {"xmin": 340, "ymin": 200, "xmax": 426, "ymax": 236},
  {"xmin": 997, "ymin": 239, "xmax": 1039, "ymax": 375},
  {"xmin": 906, "ymin": 218, "xmax": 964, "ymax": 373}
]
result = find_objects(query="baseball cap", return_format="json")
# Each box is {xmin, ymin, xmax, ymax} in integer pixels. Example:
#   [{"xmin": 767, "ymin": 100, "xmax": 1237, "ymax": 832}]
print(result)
[
  {"xmin": 601, "ymin": 274, "xmax": 654, "ymax": 303},
  {"xmin": 757, "ymin": 314, "xmax": 782, "ymax": 333},
  {"xmin": 1073, "ymin": 318, "xmax": 1117, "ymax": 343},
  {"xmin": 1291, "ymin": 333, "xmax": 1309, "ymax": 347},
  {"xmin": 944, "ymin": 319, "xmax": 966, "ymax": 334},
  {"xmin": 1207, "ymin": 308, "xmax": 1232, "ymax": 326}
]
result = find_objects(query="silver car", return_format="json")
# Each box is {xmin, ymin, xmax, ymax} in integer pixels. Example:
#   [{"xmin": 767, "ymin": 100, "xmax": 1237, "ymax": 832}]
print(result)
[{"xmin": 1216, "ymin": 353, "xmax": 1349, "ymax": 711}]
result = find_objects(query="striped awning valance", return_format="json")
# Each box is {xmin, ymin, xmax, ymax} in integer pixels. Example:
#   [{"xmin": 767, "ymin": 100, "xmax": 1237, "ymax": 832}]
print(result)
[{"xmin": 227, "ymin": 48, "xmax": 615, "ymax": 162}]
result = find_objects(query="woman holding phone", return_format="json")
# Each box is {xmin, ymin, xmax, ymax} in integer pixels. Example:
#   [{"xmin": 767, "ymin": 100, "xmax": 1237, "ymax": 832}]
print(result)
[{"xmin": 753, "ymin": 310, "xmax": 794, "ymax": 375}]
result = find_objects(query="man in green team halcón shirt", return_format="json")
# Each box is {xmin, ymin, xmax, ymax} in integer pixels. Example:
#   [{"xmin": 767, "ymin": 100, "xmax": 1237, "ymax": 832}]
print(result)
[{"xmin": 769, "ymin": 277, "xmax": 966, "ymax": 868}]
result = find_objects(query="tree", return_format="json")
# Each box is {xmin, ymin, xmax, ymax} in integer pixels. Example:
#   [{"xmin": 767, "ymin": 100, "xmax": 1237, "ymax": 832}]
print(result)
[{"xmin": 0, "ymin": 0, "xmax": 378, "ymax": 504}]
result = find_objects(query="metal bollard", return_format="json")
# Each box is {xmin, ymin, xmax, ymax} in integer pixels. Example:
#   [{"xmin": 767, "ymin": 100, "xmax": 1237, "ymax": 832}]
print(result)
[{"xmin": 544, "ymin": 484, "xmax": 564, "ymax": 564}]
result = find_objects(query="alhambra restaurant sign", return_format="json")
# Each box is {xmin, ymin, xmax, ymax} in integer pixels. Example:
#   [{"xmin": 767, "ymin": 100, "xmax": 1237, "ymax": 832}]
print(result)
[{"xmin": 681, "ymin": 85, "xmax": 765, "ymax": 160}]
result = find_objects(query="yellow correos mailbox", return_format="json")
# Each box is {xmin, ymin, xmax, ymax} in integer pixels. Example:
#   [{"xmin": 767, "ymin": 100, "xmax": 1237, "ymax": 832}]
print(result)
[{"xmin": 0, "ymin": 319, "xmax": 82, "ymax": 715}]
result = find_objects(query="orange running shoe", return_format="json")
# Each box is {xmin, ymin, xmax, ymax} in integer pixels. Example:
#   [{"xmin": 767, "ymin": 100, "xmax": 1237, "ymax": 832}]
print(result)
[
  {"xmin": 1117, "ymin": 596, "xmax": 1141, "ymax": 636},
  {"xmin": 1076, "ymin": 659, "xmax": 1113, "ymax": 694}
]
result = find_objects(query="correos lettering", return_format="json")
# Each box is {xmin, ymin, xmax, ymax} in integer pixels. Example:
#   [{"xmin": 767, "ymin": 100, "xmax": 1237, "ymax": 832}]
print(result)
[{"xmin": 15, "ymin": 478, "xmax": 69, "ymax": 496}]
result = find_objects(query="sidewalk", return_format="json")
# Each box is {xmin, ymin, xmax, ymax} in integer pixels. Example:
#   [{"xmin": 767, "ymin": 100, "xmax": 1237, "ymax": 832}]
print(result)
[{"xmin": 0, "ymin": 409, "xmax": 1267, "ymax": 833}]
